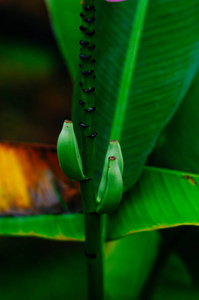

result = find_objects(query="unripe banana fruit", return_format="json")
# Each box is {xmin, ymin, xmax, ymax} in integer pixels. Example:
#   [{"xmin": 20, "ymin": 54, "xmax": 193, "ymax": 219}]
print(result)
[
  {"xmin": 106, "ymin": 140, "xmax": 123, "ymax": 174},
  {"xmin": 57, "ymin": 120, "xmax": 85, "ymax": 181},
  {"xmin": 96, "ymin": 141, "xmax": 123, "ymax": 214}
]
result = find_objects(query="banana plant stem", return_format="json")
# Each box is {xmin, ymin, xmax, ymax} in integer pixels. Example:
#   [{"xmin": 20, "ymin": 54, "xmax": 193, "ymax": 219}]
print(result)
[
  {"xmin": 78, "ymin": 0, "xmax": 106, "ymax": 299},
  {"xmin": 84, "ymin": 209, "xmax": 106, "ymax": 300},
  {"xmin": 80, "ymin": 178, "xmax": 106, "ymax": 300}
]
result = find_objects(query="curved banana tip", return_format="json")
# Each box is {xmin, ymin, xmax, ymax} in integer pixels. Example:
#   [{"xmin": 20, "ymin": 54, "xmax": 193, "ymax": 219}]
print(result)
[
  {"xmin": 64, "ymin": 120, "xmax": 72, "ymax": 123},
  {"xmin": 109, "ymin": 156, "xmax": 116, "ymax": 160},
  {"xmin": 110, "ymin": 140, "xmax": 119, "ymax": 143}
]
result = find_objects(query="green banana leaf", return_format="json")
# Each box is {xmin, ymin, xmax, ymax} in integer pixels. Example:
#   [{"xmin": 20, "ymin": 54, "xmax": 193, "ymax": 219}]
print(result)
[
  {"xmin": 46, "ymin": 0, "xmax": 199, "ymax": 191},
  {"xmin": 106, "ymin": 229, "xmax": 199, "ymax": 300},
  {"xmin": 147, "ymin": 70, "xmax": 199, "ymax": 294},
  {"xmin": 0, "ymin": 232, "xmax": 159, "ymax": 300},
  {"xmin": 45, "ymin": 0, "xmax": 80, "ymax": 79},
  {"xmin": 149, "ymin": 68, "xmax": 199, "ymax": 175},
  {"xmin": 93, "ymin": 0, "xmax": 199, "ymax": 191},
  {"xmin": 107, "ymin": 166, "xmax": 199, "ymax": 240},
  {"xmin": 2, "ymin": 230, "xmax": 196, "ymax": 300},
  {"xmin": 159, "ymin": 226, "xmax": 199, "ymax": 288},
  {"xmin": 0, "ymin": 237, "xmax": 87, "ymax": 300},
  {"xmin": 0, "ymin": 142, "xmax": 84, "ymax": 241},
  {"xmin": 105, "ymin": 231, "xmax": 160, "ymax": 300},
  {"xmin": 152, "ymin": 252, "xmax": 199, "ymax": 300},
  {"xmin": 1, "ymin": 143, "xmax": 199, "ymax": 241},
  {"xmin": 0, "ymin": 40, "xmax": 58, "ymax": 88}
]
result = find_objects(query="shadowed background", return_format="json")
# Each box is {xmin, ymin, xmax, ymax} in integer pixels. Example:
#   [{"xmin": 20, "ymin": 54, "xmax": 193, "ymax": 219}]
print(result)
[
  {"xmin": 2, "ymin": 2, "xmax": 199, "ymax": 300},
  {"xmin": 0, "ymin": 0, "xmax": 73, "ymax": 144},
  {"xmin": 0, "ymin": 2, "xmax": 87, "ymax": 300}
]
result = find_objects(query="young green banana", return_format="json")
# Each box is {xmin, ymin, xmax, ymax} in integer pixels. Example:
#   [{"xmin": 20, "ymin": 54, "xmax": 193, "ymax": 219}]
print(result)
[
  {"xmin": 57, "ymin": 120, "xmax": 85, "ymax": 181},
  {"xmin": 106, "ymin": 140, "xmax": 123, "ymax": 174},
  {"xmin": 96, "ymin": 140, "xmax": 124, "ymax": 214},
  {"xmin": 96, "ymin": 156, "xmax": 123, "ymax": 214}
]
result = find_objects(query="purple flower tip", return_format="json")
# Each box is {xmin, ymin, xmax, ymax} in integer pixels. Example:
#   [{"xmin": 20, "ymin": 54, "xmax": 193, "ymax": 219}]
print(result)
[{"xmin": 106, "ymin": 0, "xmax": 126, "ymax": 2}]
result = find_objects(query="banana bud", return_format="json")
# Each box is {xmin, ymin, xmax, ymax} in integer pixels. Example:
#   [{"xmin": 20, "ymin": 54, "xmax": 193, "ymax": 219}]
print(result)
[
  {"xmin": 57, "ymin": 120, "xmax": 85, "ymax": 181},
  {"xmin": 107, "ymin": 140, "xmax": 123, "ymax": 174},
  {"xmin": 96, "ymin": 140, "xmax": 123, "ymax": 214}
]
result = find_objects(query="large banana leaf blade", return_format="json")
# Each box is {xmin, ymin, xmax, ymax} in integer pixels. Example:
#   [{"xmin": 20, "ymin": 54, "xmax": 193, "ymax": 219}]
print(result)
[
  {"xmin": 45, "ymin": 0, "xmax": 80, "ymax": 79},
  {"xmin": 1, "ymin": 144, "xmax": 199, "ymax": 241},
  {"xmin": 46, "ymin": 0, "xmax": 199, "ymax": 191},
  {"xmin": 94, "ymin": 0, "xmax": 199, "ymax": 191},
  {"xmin": 107, "ymin": 166, "xmax": 199, "ymax": 240},
  {"xmin": 149, "ymin": 69, "xmax": 199, "ymax": 175}
]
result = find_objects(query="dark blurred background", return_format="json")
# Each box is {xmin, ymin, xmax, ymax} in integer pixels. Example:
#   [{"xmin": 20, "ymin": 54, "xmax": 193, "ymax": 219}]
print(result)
[
  {"xmin": 0, "ymin": 0, "xmax": 73, "ymax": 144},
  {"xmin": 0, "ymin": 2, "xmax": 87, "ymax": 300},
  {"xmin": 2, "ymin": 3, "xmax": 199, "ymax": 300}
]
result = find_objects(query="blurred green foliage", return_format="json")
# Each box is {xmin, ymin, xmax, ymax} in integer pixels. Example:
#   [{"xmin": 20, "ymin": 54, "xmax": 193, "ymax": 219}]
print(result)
[
  {"xmin": 0, "ymin": 3, "xmax": 77, "ymax": 299},
  {"xmin": 0, "ymin": 2, "xmax": 72, "ymax": 144},
  {"xmin": 2, "ymin": 1, "xmax": 199, "ymax": 300}
]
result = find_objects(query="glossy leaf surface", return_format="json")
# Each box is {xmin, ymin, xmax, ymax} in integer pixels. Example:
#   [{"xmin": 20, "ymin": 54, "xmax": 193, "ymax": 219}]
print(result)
[
  {"xmin": 105, "ymin": 231, "xmax": 160, "ymax": 299},
  {"xmin": 107, "ymin": 166, "xmax": 199, "ymax": 240},
  {"xmin": 1, "ymin": 144, "xmax": 199, "ymax": 241},
  {"xmin": 46, "ymin": 0, "xmax": 199, "ymax": 191},
  {"xmin": 0, "ymin": 143, "xmax": 83, "ymax": 241},
  {"xmin": 74, "ymin": 0, "xmax": 199, "ymax": 191},
  {"xmin": 149, "ymin": 69, "xmax": 199, "ymax": 175},
  {"xmin": 45, "ymin": 0, "xmax": 80, "ymax": 78}
]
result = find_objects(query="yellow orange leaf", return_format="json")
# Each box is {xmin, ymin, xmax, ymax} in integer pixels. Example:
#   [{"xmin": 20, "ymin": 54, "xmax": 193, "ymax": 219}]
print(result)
[{"xmin": 0, "ymin": 142, "xmax": 81, "ymax": 216}]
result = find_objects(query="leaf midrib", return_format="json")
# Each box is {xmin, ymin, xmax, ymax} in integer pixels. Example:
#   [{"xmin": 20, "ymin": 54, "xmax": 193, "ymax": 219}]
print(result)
[{"xmin": 110, "ymin": 0, "xmax": 150, "ymax": 141}]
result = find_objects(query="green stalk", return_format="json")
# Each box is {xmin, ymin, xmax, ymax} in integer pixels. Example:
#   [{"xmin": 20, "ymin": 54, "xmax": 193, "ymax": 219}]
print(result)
[
  {"xmin": 83, "ymin": 210, "xmax": 106, "ymax": 300},
  {"xmin": 77, "ymin": 1, "xmax": 106, "ymax": 299}
]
